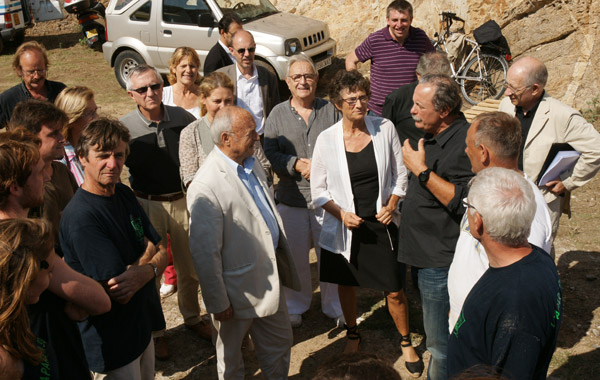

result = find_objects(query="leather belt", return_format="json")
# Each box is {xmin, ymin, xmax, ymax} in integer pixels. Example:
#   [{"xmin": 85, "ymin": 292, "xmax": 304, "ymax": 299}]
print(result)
[{"xmin": 134, "ymin": 190, "xmax": 184, "ymax": 202}]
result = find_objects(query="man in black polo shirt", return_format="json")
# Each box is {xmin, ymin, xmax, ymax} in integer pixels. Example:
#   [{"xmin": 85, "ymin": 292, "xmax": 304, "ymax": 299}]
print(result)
[
  {"xmin": 120, "ymin": 64, "xmax": 211, "ymax": 358},
  {"xmin": 0, "ymin": 41, "xmax": 66, "ymax": 128},
  {"xmin": 398, "ymin": 74, "xmax": 473, "ymax": 380}
]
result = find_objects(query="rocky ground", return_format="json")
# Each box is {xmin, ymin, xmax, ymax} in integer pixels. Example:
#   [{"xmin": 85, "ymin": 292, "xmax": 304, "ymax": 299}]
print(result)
[{"xmin": 0, "ymin": 12, "xmax": 598, "ymax": 378}]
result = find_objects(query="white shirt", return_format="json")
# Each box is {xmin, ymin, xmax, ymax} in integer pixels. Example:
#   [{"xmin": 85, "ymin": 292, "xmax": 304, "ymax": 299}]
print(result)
[
  {"xmin": 310, "ymin": 116, "xmax": 407, "ymax": 261},
  {"xmin": 218, "ymin": 40, "xmax": 236, "ymax": 66},
  {"xmin": 162, "ymin": 86, "xmax": 201, "ymax": 119},
  {"xmin": 447, "ymin": 175, "xmax": 553, "ymax": 333},
  {"xmin": 235, "ymin": 64, "xmax": 265, "ymax": 134}
]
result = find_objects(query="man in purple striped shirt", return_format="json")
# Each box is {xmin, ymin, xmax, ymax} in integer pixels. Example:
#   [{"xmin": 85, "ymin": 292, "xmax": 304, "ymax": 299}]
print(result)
[{"xmin": 346, "ymin": 0, "xmax": 434, "ymax": 116}]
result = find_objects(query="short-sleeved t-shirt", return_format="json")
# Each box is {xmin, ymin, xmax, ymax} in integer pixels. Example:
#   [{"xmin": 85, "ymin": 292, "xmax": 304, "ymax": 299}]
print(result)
[
  {"xmin": 447, "ymin": 246, "xmax": 562, "ymax": 380},
  {"xmin": 60, "ymin": 183, "xmax": 165, "ymax": 373},
  {"xmin": 26, "ymin": 290, "xmax": 90, "ymax": 380},
  {"xmin": 355, "ymin": 26, "xmax": 434, "ymax": 115}
]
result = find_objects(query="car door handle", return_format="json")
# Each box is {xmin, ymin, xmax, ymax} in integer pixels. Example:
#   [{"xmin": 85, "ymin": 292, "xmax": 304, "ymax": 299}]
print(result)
[{"xmin": 163, "ymin": 30, "xmax": 172, "ymax": 36}]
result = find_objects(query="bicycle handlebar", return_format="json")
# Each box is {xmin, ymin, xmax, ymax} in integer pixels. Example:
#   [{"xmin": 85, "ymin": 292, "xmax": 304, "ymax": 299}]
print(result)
[{"xmin": 440, "ymin": 11, "xmax": 465, "ymax": 23}]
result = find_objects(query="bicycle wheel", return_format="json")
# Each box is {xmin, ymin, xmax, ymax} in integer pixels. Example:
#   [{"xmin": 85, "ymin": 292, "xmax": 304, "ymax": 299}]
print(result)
[{"xmin": 459, "ymin": 53, "xmax": 508, "ymax": 105}]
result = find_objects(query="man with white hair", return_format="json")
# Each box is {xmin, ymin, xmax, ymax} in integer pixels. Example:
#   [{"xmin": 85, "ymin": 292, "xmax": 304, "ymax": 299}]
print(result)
[
  {"xmin": 187, "ymin": 106, "xmax": 299, "ymax": 380},
  {"xmin": 499, "ymin": 57, "xmax": 600, "ymax": 252},
  {"xmin": 264, "ymin": 53, "xmax": 342, "ymax": 328},
  {"xmin": 447, "ymin": 111, "xmax": 553, "ymax": 333},
  {"xmin": 447, "ymin": 167, "xmax": 562, "ymax": 380}
]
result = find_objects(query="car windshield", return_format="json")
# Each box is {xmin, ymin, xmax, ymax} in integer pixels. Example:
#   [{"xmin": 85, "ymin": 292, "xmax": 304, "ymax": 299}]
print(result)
[{"xmin": 214, "ymin": 0, "xmax": 279, "ymax": 22}]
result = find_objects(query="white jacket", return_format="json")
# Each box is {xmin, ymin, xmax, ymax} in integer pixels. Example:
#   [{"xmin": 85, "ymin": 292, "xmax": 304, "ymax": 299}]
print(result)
[{"xmin": 310, "ymin": 116, "xmax": 407, "ymax": 261}]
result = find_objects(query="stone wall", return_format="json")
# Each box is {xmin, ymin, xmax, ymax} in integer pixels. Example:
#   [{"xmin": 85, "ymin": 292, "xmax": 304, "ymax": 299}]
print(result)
[{"xmin": 271, "ymin": 0, "xmax": 600, "ymax": 110}]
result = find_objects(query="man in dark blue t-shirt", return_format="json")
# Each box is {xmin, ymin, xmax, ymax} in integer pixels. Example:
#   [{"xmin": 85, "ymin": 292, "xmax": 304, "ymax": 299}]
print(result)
[
  {"xmin": 60, "ymin": 118, "xmax": 168, "ymax": 378},
  {"xmin": 448, "ymin": 167, "xmax": 562, "ymax": 380}
]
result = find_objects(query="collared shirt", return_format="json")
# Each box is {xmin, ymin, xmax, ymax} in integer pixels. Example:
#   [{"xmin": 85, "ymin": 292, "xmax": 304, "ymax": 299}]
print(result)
[
  {"xmin": 60, "ymin": 143, "xmax": 84, "ymax": 186},
  {"xmin": 355, "ymin": 26, "xmax": 434, "ymax": 115},
  {"xmin": 216, "ymin": 147, "xmax": 279, "ymax": 249},
  {"xmin": 398, "ymin": 114, "xmax": 474, "ymax": 268},
  {"xmin": 264, "ymin": 98, "xmax": 341, "ymax": 207},
  {"xmin": 235, "ymin": 64, "xmax": 265, "ymax": 134},
  {"xmin": 218, "ymin": 40, "xmax": 236, "ymax": 66},
  {"xmin": 120, "ymin": 104, "xmax": 196, "ymax": 195},
  {"xmin": 0, "ymin": 79, "xmax": 67, "ymax": 128},
  {"xmin": 515, "ymin": 91, "xmax": 544, "ymax": 170}
]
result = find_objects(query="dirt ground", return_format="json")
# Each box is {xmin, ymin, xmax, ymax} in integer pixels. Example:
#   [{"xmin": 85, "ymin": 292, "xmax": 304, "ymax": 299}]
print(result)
[{"xmin": 1, "ymin": 21, "xmax": 598, "ymax": 380}]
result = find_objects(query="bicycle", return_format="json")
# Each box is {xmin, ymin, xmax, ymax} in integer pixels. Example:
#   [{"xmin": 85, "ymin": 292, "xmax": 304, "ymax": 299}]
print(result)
[{"xmin": 433, "ymin": 12, "xmax": 511, "ymax": 105}]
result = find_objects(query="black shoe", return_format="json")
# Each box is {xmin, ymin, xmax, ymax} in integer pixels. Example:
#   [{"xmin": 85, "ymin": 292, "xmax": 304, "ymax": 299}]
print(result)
[{"xmin": 401, "ymin": 334, "xmax": 424, "ymax": 378}]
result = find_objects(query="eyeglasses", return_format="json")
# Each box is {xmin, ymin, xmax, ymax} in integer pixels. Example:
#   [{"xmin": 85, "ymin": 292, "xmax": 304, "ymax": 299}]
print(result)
[
  {"xmin": 131, "ymin": 83, "xmax": 162, "ymax": 94},
  {"xmin": 342, "ymin": 95, "xmax": 369, "ymax": 107},
  {"xmin": 23, "ymin": 69, "xmax": 47, "ymax": 76},
  {"xmin": 289, "ymin": 73, "xmax": 317, "ymax": 82},
  {"xmin": 236, "ymin": 47, "xmax": 256, "ymax": 54},
  {"xmin": 503, "ymin": 81, "xmax": 530, "ymax": 94},
  {"xmin": 462, "ymin": 198, "xmax": 477, "ymax": 212}
]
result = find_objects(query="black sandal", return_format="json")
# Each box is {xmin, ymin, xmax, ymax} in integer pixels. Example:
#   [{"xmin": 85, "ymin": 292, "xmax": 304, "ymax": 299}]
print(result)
[
  {"xmin": 344, "ymin": 324, "xmax": 361, "ymax": 348},
  {"xmin": 401, "ymin": 334, "xmax": 424, "ymax": 378}
]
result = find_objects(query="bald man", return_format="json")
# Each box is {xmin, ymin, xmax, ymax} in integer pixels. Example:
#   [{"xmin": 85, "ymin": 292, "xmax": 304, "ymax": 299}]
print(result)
[
  {"xmin": 187, "ymin": 106, "xmax": 299, "ymax": 380},
  {"xmin": 498, "ymin": 56, "xmax": 600, "ymax": 254},
  {"xmin": 217, "ymin": 30, "xmax": 280, "ymax": 136}
]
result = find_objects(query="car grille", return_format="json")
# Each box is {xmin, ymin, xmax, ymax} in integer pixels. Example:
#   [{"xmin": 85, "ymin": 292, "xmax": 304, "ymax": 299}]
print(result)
[{"xmin": 302, "ymin": 30, "xmax": 326, "ymax": 49}]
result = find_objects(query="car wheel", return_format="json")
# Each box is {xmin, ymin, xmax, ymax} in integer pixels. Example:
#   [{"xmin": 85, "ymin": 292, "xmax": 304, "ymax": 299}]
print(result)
[{"xmin": 114, "ymin": 50, "xmax": 145, "ymax": 89}]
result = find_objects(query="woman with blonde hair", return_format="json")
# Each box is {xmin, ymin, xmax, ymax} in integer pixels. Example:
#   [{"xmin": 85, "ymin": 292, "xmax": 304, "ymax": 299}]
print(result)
[
  {"xmin": 179, "ymin": 71, "xmax": 235, "ymax": 188},
  {"xmin": 55, "ymin": 86, "xmax": 99, "ymax": 185},
  {"xmin": 0, "ymin": 218, "xmax": 55, "ymax": 379},
  {"xmin": 163, "ymin": 46, "xmax": 202, "ymax": 119}
]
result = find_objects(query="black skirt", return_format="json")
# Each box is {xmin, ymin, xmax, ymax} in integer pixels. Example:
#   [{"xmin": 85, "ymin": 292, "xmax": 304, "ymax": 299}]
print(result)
[{"xmin": 320, "ymin": 218, "xmax": 406, "ymax": 292}]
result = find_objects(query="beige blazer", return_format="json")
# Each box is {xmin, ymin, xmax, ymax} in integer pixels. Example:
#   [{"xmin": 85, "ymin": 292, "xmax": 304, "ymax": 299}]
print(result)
[
  {"xmin": 499, "ymin": 93, "xmax": 600, "ymax": 204},
  {"xmin": 186, "ymin": 149, "xmax": 300, "ymax": 319}
]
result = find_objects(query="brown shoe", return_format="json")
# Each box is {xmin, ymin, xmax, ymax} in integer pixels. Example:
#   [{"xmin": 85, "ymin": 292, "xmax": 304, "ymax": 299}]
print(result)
[
  {"xmin": 186, "ymin": 320, "xmax": 212, "ymax": 341},
  {"xmin": 154, "ymin": 337, "xmax": 170, "ymax": 360}
]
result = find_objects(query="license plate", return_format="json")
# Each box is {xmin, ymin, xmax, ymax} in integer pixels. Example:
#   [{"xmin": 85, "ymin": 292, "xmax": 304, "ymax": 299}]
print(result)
[
  {"xmin": 14, "ymin": 13, "xmax": 20, "ymax": 26},
  {"xmin": 86, "ymin": 29, "xmax": 98, "ymax": 38},
  {"xmin": 315, "ymin": 56, "xmax": 332, "ymax": 71}
]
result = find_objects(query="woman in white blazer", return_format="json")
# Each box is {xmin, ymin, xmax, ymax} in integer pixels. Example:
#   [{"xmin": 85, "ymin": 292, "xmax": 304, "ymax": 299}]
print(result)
[{"xmin": 311, "ymin": 70, "xmax": 423, "ymax": 375}]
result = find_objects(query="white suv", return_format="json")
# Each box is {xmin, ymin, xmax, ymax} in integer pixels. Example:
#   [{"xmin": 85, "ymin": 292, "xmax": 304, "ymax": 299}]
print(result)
[{"xmin": 102, "ymin": 0, "xmax": 336, "ymax": 88}]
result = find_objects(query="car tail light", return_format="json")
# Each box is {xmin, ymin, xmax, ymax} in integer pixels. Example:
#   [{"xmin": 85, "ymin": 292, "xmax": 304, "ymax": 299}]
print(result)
[
  {"xmin": 4, "ymin": 14, "xmax": 13, "ymax": 28},
  {"xmin": 104, "ymin": 16, "xmax": 108, "ymax": 41},
  {"xmin": 505, "ymin": 54, "xmax": 512, "ymax": 62}
]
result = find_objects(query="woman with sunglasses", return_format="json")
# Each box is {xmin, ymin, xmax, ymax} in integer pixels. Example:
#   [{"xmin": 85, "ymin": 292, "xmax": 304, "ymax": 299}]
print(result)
[
  {"xmin": 163, "ymin": 47, "xmax": 202, "ymax": 119},
  {"xmin": 0, "ymin": 219, "xmax": 56, "ymax": 379},
  {"xmin": 55, "ymin": 86, "xmax": 99, "ymax": 186},
  {"xmin": 310, "ymin": 70, "xmax": 423, "ymax": 376}
]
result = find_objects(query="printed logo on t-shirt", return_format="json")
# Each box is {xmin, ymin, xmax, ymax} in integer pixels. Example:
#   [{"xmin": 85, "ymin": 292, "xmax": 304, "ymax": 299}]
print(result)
[
  {"xmin": 36, "ymin": 336, "xmax": 51, "ymax": 379},
  {"xmin": 551, "ymin": 279, "xmax": 562, "ymax": 328},
  {"xmin": 130, "ymin": 215, "xmax": 144, "ymax": 243},
  {"xmin": 453, "ymin": 310, "xmax": 466, "ymax": 337}
]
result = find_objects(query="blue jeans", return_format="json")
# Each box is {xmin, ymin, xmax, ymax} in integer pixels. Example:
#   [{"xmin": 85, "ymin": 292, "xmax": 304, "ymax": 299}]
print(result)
[{"xmin": 416, "ymin": 267, "xmax": 450, "ymax": 380}]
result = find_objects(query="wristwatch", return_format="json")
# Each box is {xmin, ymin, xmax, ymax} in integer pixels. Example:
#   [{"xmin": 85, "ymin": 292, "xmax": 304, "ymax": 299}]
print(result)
[
  {"xmin": 418, "ymin": 168, "xmax": 432, "ymax": 184},
  {"xmin": 148, "ymin": 263, "xmax": 158, "ymax": 278}
]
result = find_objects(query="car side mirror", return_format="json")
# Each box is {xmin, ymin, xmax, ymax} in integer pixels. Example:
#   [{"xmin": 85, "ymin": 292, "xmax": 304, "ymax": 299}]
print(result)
[{"xmin": 198, "ymin": 13, "xmax": 216, "ymax": 28}]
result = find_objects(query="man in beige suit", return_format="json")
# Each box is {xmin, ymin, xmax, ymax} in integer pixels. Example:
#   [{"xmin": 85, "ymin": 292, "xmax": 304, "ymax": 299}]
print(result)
[
  {"xmin": 217, "ymin": 30, "xmax": 279, "ymax": 137},
  {"xmin": 187, "ymin": 106, "xmax": 300, "ymax": 380},
  {"xmin": 499, "ymin": 56, "xmax": 600, "ymax": 251}
]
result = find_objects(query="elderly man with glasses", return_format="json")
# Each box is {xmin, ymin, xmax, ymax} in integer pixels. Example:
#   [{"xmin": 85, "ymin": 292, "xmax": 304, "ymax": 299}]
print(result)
[
  {"xmin": 0, "ymin": 41, "xmax": 66, "ymax": 128},
  {"xmin": 218, "ymin": 30, "xmax": 279, "ymax": 138},
  {"xmin": 263, "ymin": 54, "xmax": 343, "ymax": 328},
  {"xmin": 499, "ymin": 56, "xmax": 600, "ymax": 257}
]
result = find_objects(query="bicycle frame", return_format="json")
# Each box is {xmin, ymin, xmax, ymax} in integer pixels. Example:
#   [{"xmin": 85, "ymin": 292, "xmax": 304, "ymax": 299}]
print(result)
[{"xmin": 435, "ymin": 33, "xmax": 484, "ymax": 82}]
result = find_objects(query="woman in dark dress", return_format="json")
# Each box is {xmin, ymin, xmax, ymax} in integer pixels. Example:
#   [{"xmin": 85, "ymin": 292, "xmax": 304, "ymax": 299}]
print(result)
[{"xmin": 310, "ymin": 70, "xmax": 423, "ymax": 376}]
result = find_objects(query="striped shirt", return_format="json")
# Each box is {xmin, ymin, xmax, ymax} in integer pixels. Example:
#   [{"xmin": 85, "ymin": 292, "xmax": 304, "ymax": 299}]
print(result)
[{"xmin": 355, "ymin": 26, "xmax": 434, "ymax": 115}]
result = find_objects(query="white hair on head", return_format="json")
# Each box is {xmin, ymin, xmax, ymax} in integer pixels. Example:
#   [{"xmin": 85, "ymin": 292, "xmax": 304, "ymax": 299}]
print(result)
[
  {"xmin": 468, "ymin": 167, "xmax": 536, "ymax": 246},
  {"xmin": 210, "ymin": 107, "xmax": 235, "ymax": 145},
  {"xmin": 286, "ymin": 53, "xmax": 317, "ymax": 77}
]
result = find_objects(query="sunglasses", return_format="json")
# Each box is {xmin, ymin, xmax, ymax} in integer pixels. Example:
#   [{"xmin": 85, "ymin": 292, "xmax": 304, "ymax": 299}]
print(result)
[
  {"xmin": 132, "ymin": 83, "xmax": 162, "ymax": 94},
  {"xmin": 236, "ymin": 47, "xmax": 256, "ymax": 54}
]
